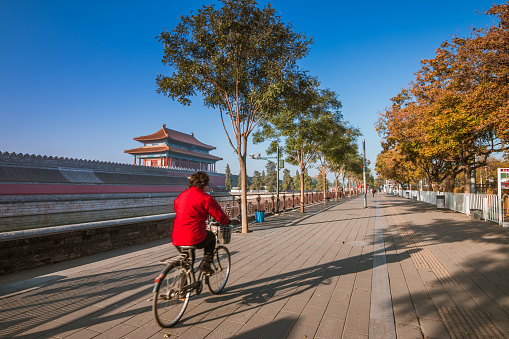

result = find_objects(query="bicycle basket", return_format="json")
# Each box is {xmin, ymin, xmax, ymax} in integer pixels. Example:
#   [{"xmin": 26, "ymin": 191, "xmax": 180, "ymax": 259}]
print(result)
[{"xmin": 210, "ymin": 224, "xmax": 233, "ymax": 244}]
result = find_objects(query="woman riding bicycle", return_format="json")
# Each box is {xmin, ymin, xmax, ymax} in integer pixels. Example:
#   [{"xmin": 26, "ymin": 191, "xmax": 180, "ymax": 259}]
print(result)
[{"xmin": 172, "ymin": 171, "xmax": 230, "ymax": 275}]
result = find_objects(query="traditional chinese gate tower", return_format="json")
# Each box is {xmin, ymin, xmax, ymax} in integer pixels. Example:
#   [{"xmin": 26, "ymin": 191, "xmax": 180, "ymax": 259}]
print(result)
[{"xmin": 124, "ymin": 124, "xmax": 222, "ymax": 172}]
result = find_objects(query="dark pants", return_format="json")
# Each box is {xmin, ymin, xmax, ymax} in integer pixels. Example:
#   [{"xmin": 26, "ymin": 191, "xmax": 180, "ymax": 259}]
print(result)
[
  {"xmin": 176, "ymin": 230, "xmax": 216, "ymax": 258},
  {"xmin": 195, "ymin": 231, "xmax": 216, "ymax": 257}
]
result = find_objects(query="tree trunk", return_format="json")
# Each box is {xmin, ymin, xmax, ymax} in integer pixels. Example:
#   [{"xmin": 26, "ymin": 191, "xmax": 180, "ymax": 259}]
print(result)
[
  {"xmin": 237, "ymin": 143, "xmax": 249, "ymax": 233},
  {"xmin": 300, "ymin": 164, "xmax": 305, "ymax": 213},
  {"xmin": 445, "ymin": 174, "xmax": 456, "ymax": 193},
  {"xmin": 342, "ymin": 175, "xmax": 345, "ymax": 198},
  {"xmin": 463, "ymin": 167, "xmax": 471, "ymax": 193},
  {"xmin": 323, "ymin": 170, "xmax": 327, "ymax": 205},
  {"xmin": 334, "ymin": 175, "xmax": 339, "ymax": 201}
]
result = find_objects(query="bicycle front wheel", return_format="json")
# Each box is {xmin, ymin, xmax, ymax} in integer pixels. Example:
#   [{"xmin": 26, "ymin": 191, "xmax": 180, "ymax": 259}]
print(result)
[
  {"xmin": 206, "ymin": 246, "xmax": 231, "ymax": 294},
  {"xmin": 153, "ymin": 264, "xmax": 190, "ymax": 328}
]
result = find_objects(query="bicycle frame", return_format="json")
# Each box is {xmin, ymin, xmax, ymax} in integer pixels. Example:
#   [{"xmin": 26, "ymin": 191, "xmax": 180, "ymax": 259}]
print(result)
[
  {"xmin": 177, "ymin": 248, "xmax": 205, "ymax": 296},
  {"xmin": 152, "ymin": 229, "xmax": 231, "ymax": 328}
]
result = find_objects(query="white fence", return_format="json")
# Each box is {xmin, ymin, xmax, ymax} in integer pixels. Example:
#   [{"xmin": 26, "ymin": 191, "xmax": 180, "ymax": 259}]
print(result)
[
  {"xmin": 420, "ymin": 190, "xmax": 437, "ymax": 205},
  {"xmin": 393, "ymin": 189, "xmax": 508, "ymax": 226}
]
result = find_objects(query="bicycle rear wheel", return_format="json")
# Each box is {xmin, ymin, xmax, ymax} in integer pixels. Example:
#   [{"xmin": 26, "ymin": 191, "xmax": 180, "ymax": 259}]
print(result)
[
  {"xmin": 153, "ymin": 263, "xmax": 190, "ymax": 328},
  {"xmin": 206, "ymin": 245, "xmax": 231, "ymax": 294}
]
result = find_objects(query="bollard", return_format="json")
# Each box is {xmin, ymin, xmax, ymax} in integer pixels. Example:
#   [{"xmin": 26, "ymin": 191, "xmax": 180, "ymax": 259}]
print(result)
[
  {"xmin": 471, "ymin": 210, "xmax": 482, "ymax": 221},
  {"xmin": 436, "ymin": 195, "xmax": 445, "ymax": 209}
]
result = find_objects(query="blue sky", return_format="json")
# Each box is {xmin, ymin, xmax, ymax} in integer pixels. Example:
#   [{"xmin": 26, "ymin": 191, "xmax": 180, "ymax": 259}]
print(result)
[{"xmin": 0, "ymin": 0, "xmax": 497, "ymax": 179}]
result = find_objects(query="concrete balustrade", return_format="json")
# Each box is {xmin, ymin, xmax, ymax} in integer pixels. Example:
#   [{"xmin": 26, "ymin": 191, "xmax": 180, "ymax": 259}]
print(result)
[{"xmin": 0, "ymin": 214, "xmax": 175, "ymax": 275}]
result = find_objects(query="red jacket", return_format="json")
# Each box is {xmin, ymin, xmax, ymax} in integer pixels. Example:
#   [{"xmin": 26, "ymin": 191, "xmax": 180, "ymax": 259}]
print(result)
[{"xmin": 172, "ymin": 186, "xmax": 230, "ymax": 246}]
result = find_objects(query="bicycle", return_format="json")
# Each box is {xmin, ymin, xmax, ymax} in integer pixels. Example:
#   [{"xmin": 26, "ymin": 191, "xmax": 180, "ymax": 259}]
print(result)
[{"xmin": 152, "ymin": 221, "xmax": 232, "ymax": 328}]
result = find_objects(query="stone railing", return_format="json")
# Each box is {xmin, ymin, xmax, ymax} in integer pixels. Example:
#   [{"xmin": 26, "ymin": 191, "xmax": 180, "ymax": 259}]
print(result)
[
  {"xmin": 0, "ymin": 214, "xmax": 174, "ymax": 275},
  {"xmin": 213, "ymin": 191, "xmax": 338, "ymax": 220},
  {"xmin": 0, "ymin": 193, "xmax": 177, "ymax": 233}
]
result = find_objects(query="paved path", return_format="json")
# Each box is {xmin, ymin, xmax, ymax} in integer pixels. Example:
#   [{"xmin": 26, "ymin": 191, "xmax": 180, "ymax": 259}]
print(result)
[{"xmin": 1, "ymin": 194, "xmax": 508, "ymax": 338}]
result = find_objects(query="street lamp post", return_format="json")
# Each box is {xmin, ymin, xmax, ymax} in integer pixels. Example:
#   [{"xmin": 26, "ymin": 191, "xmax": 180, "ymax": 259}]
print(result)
[{"xmin": 363, "ymin": 139, "xmax": 367, "ymax": 208}]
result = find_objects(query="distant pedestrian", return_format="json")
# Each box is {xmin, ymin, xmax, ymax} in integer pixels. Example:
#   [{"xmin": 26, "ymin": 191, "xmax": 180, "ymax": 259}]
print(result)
[{"xmin": 372, "ymin": 188, "xmax": 376, "ymax": 197}]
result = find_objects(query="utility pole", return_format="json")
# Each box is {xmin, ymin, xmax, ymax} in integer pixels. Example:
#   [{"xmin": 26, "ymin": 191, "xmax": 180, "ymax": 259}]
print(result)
[{"xmin": 363, "ymin": 139, "xmax": 367, "ymax": 208}]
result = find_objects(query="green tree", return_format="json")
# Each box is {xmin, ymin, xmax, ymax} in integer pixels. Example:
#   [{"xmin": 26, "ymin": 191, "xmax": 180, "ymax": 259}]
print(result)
[
  {"xmin": 156, "ymin": 0, "xmax": 312, "ymax": 233},
  {"xmin": 251, "ymin": 170, "xmax": 263, "ymax": 191},
  {"xmin": 282, "ymin": 168, "xmax": 293, "ymax": 191},
  {"xmin": 366, "ymin": 170, "xmax": 375, "ymax": 189},
  {"xmin": 303, "ymin": 170, "xmax": 315, "ymax": 191},
  {"xmin": 224, "ymin": 164, "xmax": 232, "ymax": 191},
  {"xmin": 255, "ymin": 81, "xmax": 344, "ymax": 212},
  {"xmin": 265, "ymin": 161, "xmax": 277, "ymax": 192},
  {"xmin": 330, "ymin": 142, "xmax": 359, "ymax": 200},
  {"xmin": 316, "ymin": 122, "xmax": 360, "ymax": 204},
  {"xmin": 316, "ymin": 172, "xmax": 327, "ymax": 192},
  {"xmin": 293, "ymin": 170, "xmax": 301, "ymax": 191}
]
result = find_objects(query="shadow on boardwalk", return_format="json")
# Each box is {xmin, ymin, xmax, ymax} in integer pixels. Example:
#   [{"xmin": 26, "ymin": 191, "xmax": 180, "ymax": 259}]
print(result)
[
  {"xmin": 0, "ymin": 263, "xmax": 160, "ymax": 338},
  {"xmin": 379, "ymin": 195, "xmax": 509, "ymax": 337},
  {"xmin": 383, "ymin": 195, "xmax": 509, "ymax": 246},
  {"xmin": 2, "ymin": 195, "xmax": 508, "ymax": 338}
]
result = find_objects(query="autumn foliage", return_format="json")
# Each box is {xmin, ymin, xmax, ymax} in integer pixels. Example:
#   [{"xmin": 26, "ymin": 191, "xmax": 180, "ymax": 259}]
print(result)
[{"xmin": 376, "ymin": 3, "xmax": 509, "ymax": 192}]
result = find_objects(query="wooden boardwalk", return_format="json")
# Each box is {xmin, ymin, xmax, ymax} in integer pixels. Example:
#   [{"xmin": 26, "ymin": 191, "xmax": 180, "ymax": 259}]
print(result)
[{"xmin": 1, "ymin": 194, "xmax": 508, "ymax": 338}]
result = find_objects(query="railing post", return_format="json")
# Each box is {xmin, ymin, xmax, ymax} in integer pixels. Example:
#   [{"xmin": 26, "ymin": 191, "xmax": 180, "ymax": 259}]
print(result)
[
  {"xmin": 236, "ymin": 197, "xmax": 242, "ymax": 220},
  {"xmin": 225, "ymin": 203, "xmax": 232, "ymax": 219}
]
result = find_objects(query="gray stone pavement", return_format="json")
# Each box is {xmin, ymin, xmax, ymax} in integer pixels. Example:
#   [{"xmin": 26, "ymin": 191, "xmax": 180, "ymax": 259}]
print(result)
[{"xmin": 1, "ymin": 194, "xmax": 508, "ymax": 339}]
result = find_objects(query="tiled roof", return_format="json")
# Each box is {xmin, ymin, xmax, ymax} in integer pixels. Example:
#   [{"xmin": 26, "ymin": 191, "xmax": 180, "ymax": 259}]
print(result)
[
  {"xmin": 133, "ymin": 124, "xmax": 215, "ymax": 150},
  {"xmin": 124, "ymin": 145, "xmax": 170, "ymax": 154},
  {"xmin": 124, "ymin": 145, "xmax": 222, "ymax": 161}
]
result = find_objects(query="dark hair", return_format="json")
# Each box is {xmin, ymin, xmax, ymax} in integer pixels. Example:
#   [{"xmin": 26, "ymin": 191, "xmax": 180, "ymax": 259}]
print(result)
[{"xmin": 188, "ymin": 171, "xmax": 210, "ymax": 189}]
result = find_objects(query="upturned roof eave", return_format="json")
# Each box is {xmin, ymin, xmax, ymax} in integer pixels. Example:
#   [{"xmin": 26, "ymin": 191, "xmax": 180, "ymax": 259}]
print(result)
[
  {"xmin": 133, "ymin": 124, "xmax": 216, "ymax": 150},
  {"xmin": 124, "ymin": 146, "xmax": 222, "ymax": 161}
]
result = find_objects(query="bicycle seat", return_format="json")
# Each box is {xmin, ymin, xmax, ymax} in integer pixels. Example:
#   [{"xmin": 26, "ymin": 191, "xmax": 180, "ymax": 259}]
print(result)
[{"xmin": 179, "ymin": 246, "xmax": 198, "ymax": 250}]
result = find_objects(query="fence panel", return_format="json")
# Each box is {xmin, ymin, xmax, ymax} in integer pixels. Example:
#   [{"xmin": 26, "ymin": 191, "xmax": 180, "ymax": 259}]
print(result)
[
  {"xmin": 444, "ymin": 192, "xmax": 454, "ymax": 211},
  {"xmin": 389, "ymin": 190, "xmax": 506, "ymax": 226},
  {"xmin": 454, "ymin": 193, "xmax": 466, "ymax": 214},
  {"xmin": 503, "ymin": 195, "xmax": 509, "ymax": 226},
  {"xmin": 420, "ymin": 190, "xmax": 437, "ymax": 205},
  {"xmin": 483, "ymin": 194, "xmax": 500, "ymax": 223},
  {"xmin": 468, "ymin": 193, "xmax": 485, "ymax": 211}
]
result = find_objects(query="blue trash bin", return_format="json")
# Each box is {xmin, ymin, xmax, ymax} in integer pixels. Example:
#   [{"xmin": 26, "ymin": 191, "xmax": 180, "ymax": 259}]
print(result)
[{"xmin": 255, "ymin": 210, "xmax": 265, "ymax": 222}]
